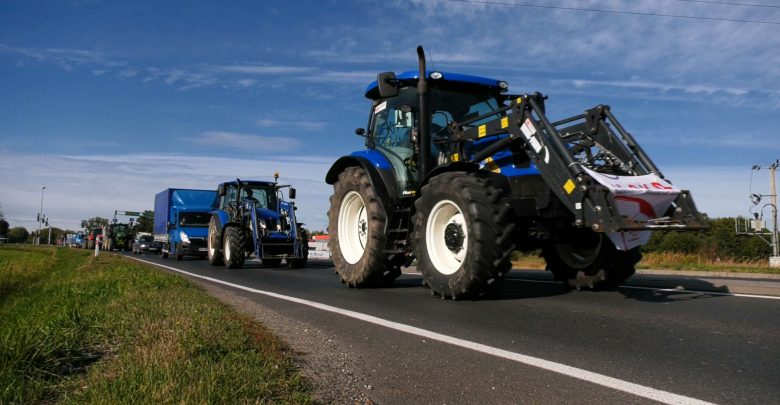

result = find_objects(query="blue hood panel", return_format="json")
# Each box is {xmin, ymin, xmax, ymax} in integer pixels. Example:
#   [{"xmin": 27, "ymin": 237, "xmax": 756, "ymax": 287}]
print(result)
[{"xmin": 256, "ymin": 207, "xmax": 280, "ymax": 221}]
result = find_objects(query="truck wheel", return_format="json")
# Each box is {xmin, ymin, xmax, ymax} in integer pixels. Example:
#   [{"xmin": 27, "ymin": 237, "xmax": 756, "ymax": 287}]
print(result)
[
  {"xmin": 175, "ymin": 242, "xmax": 184, "ymax": 261},
  {"xmin": 207, "ymin": 217, "xmax": 223, "ymax": 266},
  {"xmin": 414, "ymin": 172, "xmax": 515, "ymax": 299},
  {"xmin": 328, "ymin": 166, "xmax": 400, "ymax": 287},
  {"xmin": 542, "ymin": 230, "xmax": 640, "ymax": 290},
  {"xmin": 223, "ymin": 227, "xmax": 246, "ymax": 269},
  {"xmin": 262, "ymin": 259, "xmax": 282, "ymax": 267}
]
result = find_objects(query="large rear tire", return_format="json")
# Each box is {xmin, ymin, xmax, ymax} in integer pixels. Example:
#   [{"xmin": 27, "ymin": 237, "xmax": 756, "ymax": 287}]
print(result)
[
  {"xmin": 207, "ymin": 217, "xmax": 223, "ymax": 266},
  {"xmin": 542, "ymin": 230, "xmax": 640, "ymax": 290},
  {"xmin": 328, "ymin": 166, "xmax": 401, "ymax": 287},
  {"xmin": 223, "ymin": 227, "xmax": 246, "ymax": 269},
  {"xmin": 414, "ymin": 172, "xmax": 515, "ymax": 299}
]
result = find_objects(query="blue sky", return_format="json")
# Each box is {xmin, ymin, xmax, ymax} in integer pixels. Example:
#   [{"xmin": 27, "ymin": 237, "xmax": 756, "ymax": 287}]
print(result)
[{"xmin": 1, "ymin": 0, "xmax": 779, "ymax": 232}]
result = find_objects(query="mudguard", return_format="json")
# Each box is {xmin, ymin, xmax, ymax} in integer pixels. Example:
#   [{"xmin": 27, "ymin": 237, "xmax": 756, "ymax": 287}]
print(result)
[{"xmin": 326, "ymin": 151, "xmax": 400, "ymax": 206}]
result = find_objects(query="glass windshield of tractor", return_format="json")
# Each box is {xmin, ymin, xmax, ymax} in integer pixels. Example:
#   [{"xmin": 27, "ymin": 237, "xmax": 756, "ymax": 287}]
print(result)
[
  {"xmin": 178, "ymin": 212, "xmax": 211, "ymax": 227},
  {"xmin": 114, "ymin": 225, "xmax": 128, "ymax": 236},
  {"xmin": 371, "ymin": 86, "xmax": 418, "ymax": 192},
  {"xmin": 240, "ymin": 186, "xmax": 278, "ymax": 211},
  {"xmin": 429, "ymin": 86, "xmax": 500, "ymax": 133}
]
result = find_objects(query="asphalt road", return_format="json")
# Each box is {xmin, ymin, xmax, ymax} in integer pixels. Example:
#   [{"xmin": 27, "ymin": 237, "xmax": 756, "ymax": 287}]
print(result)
[{"xmin": 123, "ymin": 253, "xmax": 779, "ymax": 405}]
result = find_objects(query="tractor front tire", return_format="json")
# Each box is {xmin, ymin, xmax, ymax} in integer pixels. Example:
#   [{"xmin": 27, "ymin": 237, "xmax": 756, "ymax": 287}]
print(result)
[
  {"xmin": 207, "ymin": 217, "xmax": 224, "ymax": 266},
  {"xmin": 328, "ymin": 166, "xmax": 401, "ymax": 287},
  {"xmin": 414, "ymin": 172, "xmax": 515, "ymax": 299},
  {"xmin": 223, "ymin": 227, "xmax": 246, "ymax": 269},
  {"xmin": 542, "ymin": 230, "xmax": 640, "ymax": 290}
]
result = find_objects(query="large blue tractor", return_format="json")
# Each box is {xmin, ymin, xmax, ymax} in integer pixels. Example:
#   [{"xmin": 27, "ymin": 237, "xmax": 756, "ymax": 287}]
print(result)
[
  {"xmin": 207, "ymin": 175, "xmax": 308, "ymax": 269},
  {"xmin": 326, "ymin": 47, "xmax": 705, "ymax": 298}
]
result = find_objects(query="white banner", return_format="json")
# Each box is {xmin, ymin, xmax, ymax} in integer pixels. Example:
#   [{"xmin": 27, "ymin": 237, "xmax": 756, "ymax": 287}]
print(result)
[{"xmin": 582, "ymin": 168, "xmax": 680, "ymax": 250}]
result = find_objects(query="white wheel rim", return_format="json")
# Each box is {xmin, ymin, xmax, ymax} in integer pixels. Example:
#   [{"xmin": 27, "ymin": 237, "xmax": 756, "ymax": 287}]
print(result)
[
  {"xmin": 426, "ymin": 200, "xmax": 467, "ymax": 275},
  {"xmin": 208, "ymin": 225, "xmax": 216, "ymax": 257},
  {"xmin": 338, "ymin": 191, "xmax": 368, "ymax": 264},
  {"xmin": 224, "ymin": 234, "xmax": 232, "ymax": 262}
]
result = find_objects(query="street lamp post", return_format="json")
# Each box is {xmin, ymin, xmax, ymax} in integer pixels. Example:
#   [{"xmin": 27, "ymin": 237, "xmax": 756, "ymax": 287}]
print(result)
[{"xmin": 38, "ymin": 186, "xmax": 46, "ymax": 245}]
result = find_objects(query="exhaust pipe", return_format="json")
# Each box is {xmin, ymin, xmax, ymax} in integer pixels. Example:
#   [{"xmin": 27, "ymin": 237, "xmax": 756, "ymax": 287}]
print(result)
[{"xmin": 417, "ymin": 46, "xmax": 431, "ymax": 176}]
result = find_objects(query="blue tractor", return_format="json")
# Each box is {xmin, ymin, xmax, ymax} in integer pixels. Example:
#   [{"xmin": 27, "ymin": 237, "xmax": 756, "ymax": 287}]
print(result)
[
  {"xmin": 326, "ymin": 47, "xmax": 705, "ymax": 298},
  {"xmin": 207, "ymin": 175, "xmax": 308, "ymax": 269}
]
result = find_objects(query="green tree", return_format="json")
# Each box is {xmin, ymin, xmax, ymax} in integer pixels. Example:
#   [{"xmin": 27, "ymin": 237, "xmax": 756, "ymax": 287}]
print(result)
[
  {"xmin": 7, "ymin": 227, "xmax": 29, "ymax": 243},
  {"xmin": 0, "ymin": 219, "xmax": 8, "ymax": 237},
  {"xmin": 133, "ymin": 210, "xmax": 154, "ymax": 233},
  {"xmin": 81, "ymin": 217, "xmax": 109, "ymax": 230}
]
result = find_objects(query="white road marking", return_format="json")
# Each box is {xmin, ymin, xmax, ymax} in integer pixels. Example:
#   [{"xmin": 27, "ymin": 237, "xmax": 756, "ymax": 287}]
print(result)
[
  {"xmin": 508, "ymin": 277, "xmax": 780, "ymax": 300},
  {"xmin": 126, "ymin": 256, "xmax": 715, "ymax": 405}
]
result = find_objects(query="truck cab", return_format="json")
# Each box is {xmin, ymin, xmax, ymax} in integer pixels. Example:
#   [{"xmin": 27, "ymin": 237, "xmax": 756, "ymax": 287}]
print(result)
[{"xmin": 154, "ymin": 188, "xmax": 217, "ymax": 261}]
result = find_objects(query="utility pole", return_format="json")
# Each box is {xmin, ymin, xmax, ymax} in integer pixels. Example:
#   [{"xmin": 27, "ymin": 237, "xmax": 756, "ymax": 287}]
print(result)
[
  {"xmin": 770, "ymin": 162, "xmax": 779, "ymax": 267},
  {"xmin": 742, "ymin": 161, "xmax": 780, "ymax": 268},
  {"xmin": 38, "ymin": 186, "xmax": 45, "ymax": 245}
]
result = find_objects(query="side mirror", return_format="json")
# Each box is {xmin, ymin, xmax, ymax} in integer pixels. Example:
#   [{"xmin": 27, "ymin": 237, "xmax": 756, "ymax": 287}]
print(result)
[
  {"xmin": 377, "ymin": 72, "xmax": 399, "ymax": 98},
  {"xmin": 217, "ymin": 184, "xmax": 226, "ymax": 197},
  {"xmin": 355, "ymin": 128, "xmax": 366, "ymax": 136},
  {"xmin": 289, "ymin": 188, "xmax": 296, "ymax": 200}
]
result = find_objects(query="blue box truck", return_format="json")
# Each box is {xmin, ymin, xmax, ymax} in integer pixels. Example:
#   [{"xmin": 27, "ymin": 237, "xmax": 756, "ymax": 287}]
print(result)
[{"xmin": 154, "ymin": 188, "xmax": 217, "ymax": 260}]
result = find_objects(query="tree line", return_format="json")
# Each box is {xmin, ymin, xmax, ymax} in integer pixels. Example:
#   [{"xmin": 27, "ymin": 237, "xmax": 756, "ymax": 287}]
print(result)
[
  {"xmin": 0, "ymin": 201, "xmax": 773, "ymax": 261},
  {"xmin": 0, "ymin": 206, "xmax": 155, "ymax": 245}
]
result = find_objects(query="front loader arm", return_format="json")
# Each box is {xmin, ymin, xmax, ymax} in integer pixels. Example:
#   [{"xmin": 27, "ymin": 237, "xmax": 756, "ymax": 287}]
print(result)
[{"xmin": 447, "ymin": 94, "xmax": 707, "ymax": 232}]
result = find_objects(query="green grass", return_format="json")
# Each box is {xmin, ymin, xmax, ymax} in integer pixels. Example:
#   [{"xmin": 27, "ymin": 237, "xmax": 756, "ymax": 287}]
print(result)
[
  {"xmin": 637, "ymin": 251, "xmax": 780, "ymax": 274},
  {"xmin": 0, "ymin": 246, "xmax": 313, "ymax": 404}
]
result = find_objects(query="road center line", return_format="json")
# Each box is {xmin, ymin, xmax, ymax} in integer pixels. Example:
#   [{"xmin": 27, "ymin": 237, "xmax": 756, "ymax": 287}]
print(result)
[
  {"xmin": 127, "ymin": 256, "xmax": 715, "ymax": 405},
  {"xmin": 508, "ymin": 278, "xmax": 780, "ymax": 300}
]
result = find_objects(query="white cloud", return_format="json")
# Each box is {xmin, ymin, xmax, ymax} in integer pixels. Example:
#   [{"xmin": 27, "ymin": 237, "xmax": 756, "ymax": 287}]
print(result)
[
  {"xmin": 210, "ymin": 64, "xmax": 315, "ymax": 75},
  {"xmin": 192, "ymin": 131, "xmax": 302, "ymax": 151},
  {"xmin": 0, "ymin": 151, "xmax": 335, "ymax": 232},
  {"xmin": 255, "ymin": 118, "xmax": 326, "ymax": 131}
]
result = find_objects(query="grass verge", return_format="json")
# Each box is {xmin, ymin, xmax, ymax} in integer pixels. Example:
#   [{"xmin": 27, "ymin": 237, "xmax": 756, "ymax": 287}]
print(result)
[{"xmin": 0, "ymin": 245, "xmax": 313, "ymax": 404}]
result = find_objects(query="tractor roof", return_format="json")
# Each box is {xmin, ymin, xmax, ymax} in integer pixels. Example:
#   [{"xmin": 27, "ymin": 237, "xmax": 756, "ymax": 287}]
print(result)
[
  {"xmin": 224, "ymin": 180, "xmax": 277, "ymax": 188},
  {"xmin": 365, "ymin": 70, "xmax": 503, "ymax": 99}
]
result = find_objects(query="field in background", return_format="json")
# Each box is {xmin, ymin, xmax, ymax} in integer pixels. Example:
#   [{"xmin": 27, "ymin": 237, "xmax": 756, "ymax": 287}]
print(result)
[
  {"xmin": 0, "ymin": 246, "xmax": 313, "ymax": 404},
  {"xmin": 511, "ymin": 251, "xmax": 780, "ymax": 274}
]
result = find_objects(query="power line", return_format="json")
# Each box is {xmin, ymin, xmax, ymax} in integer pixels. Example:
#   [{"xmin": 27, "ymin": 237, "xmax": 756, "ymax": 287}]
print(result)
[
  {"xmin": 444, "ymin": 0, "xmax": 780, "ymax": 25},
  {"xmin": 665, "ymin": 0, "xmax": 780, "ymax": 10}
]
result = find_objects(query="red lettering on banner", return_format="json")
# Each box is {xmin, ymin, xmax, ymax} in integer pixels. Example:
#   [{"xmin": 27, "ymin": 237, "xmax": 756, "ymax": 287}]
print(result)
[{"xmin": 652, "ymin": 182, "xmax": 673, "ymax": 190}]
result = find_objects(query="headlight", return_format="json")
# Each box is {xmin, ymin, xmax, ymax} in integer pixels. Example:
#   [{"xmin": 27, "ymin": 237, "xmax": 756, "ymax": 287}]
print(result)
[
  {"xmin": 430, "ymin": 71, "xmax": 443, "ymax": 80},
  {"xmin": 179, "ymin": 231, "xmax": 190, "ymax": 244}
]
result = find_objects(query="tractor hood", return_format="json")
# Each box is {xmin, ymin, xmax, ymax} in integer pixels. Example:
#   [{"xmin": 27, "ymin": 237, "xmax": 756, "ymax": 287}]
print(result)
[{"xmin": 256, "ymin": 207, "xmax": 280, "ymax": 221}]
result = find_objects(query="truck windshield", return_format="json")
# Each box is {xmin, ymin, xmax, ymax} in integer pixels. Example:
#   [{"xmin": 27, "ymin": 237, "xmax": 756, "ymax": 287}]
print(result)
[{"xmin": 178, "ymin": 212, "xmax": 211, "ymax": 227}]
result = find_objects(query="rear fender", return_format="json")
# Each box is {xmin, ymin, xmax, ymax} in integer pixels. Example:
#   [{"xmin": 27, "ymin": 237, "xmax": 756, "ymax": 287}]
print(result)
[{"xmin": 326, "ymin": 153, "xmax": 399, "ymax": 207}]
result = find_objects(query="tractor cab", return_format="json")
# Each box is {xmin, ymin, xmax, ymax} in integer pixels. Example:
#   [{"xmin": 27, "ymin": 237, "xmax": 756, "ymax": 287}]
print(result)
[{"xmin": 360, "ymin": 70, "xmax": 512, "ymax": 195}]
